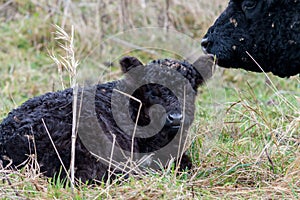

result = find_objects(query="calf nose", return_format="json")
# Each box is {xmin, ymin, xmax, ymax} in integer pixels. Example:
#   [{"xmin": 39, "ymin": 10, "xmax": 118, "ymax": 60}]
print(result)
[
  {"xmin": 166, "ymin": 113, "xmax": 183, "ymax": 127},
  {"xmin": 201, "ymin": 37, "xmax": 210, "ymax": 53}
]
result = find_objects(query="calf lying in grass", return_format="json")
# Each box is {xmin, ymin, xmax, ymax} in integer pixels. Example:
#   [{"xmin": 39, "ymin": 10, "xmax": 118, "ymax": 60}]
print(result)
[{"xmin": 0, "ymin": 55, "xmax": 214, "ymax": 183}]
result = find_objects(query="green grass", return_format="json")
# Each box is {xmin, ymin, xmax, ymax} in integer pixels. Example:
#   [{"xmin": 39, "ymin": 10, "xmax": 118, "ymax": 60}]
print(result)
[{"xmin": 0, "ymin": 0, "xmax": 299, "ymax": 199}]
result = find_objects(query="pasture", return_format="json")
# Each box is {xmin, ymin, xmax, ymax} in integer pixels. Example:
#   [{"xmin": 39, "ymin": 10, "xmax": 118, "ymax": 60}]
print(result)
[{"xmin": 0, "ymin": 0, "xmax": 299, "ymax": 199}]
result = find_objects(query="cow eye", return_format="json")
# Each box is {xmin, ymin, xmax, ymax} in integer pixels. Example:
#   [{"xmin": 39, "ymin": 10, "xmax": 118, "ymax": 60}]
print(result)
[{"xmin": 242, "ymin": 0, "xmax": 257, "ymax": 11}]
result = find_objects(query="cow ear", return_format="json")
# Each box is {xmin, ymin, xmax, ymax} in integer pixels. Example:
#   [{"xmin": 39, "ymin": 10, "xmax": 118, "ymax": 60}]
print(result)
[
  {"xmin": 192, "ymin": 55, "xmax": 215, "ymax": 84},
  {"xmin": 119, "ymin": 56, "xmax": 143, "ymax": 73}
]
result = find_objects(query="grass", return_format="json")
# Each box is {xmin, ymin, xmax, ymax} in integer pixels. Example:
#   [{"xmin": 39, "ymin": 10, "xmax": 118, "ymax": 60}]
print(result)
[{"xmin": 0, "ymin": 0, "xmax": 299, "ymax": 199}]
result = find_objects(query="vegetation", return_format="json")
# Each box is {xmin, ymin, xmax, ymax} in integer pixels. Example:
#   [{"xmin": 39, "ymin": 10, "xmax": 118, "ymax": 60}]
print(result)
[{"xmin": 0, "ymin": 0, "xmax": 299, "ymax": 199}]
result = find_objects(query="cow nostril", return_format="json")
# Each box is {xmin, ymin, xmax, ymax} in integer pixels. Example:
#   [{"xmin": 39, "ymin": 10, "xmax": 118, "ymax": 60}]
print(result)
[
  {"xmin": 167, "ymin": 113, "xmax": 183, "ymax": 127},
  {"xmin": 201, "ymin": 38, "xmax": 210, "ymax": 53}
]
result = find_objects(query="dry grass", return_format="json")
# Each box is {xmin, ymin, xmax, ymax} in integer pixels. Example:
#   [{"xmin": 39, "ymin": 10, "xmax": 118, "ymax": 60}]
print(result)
[
  {"xmin": 49, "ymin": 24, "xmax": 80, "ymax": 191},
  {"xmin": 0, "ymin": 0, "xmax": 299, "ymax": 199}
]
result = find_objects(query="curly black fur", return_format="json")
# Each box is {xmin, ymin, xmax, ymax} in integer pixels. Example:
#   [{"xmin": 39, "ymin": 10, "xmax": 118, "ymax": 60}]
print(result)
[
  {"xmin": 0, "ymin": 56, "xmax": 213, "ymax": 183},
  {"xmin": 201, "ymin": 0, "xmax": 300, "ymax": 78}
]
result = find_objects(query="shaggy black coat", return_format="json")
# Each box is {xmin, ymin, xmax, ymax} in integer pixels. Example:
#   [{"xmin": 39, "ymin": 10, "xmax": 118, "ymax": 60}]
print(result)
[
  {"xmin": 201, "ymin": 0, "xmax": 300, "ymax": 78},
  {"xmin": 0, "ymin": 56, "xmax": 213, "ymax": 183}
]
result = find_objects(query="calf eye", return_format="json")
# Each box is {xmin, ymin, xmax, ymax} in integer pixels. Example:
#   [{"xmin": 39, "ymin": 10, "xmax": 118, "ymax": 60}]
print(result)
[
  {"xmin": 150, "ymin": 89, "xmax": 161, "ymax": 97},
  {"xmin": 242, "ymin": 0, "xmax": 257, "ymax": 12}
]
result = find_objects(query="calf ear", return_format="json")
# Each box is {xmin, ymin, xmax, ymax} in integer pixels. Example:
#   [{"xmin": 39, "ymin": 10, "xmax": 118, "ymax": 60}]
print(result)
[
  {"xmin": 119, "ymin": 56, "xmax": 143, "ymax": 73},
  {"xmin": 192, "ymin": 55, "xmax": 215, "ymax": 82}
]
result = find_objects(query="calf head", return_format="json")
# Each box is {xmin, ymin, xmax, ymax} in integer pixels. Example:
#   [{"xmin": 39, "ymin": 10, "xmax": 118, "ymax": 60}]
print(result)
[{"xmin": 116, "ymin": 56, "xmax": 213, "ymax": 152}]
